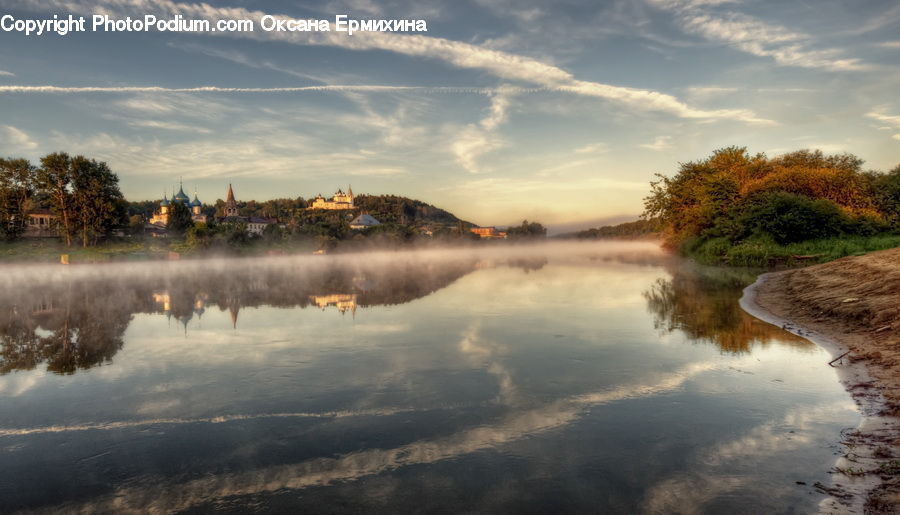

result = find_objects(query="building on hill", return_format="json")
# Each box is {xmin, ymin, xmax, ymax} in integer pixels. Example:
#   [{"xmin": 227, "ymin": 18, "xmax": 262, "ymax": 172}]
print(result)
[
  {"xmin": 350, "ymin": 214, "xmax": 381, "ymax": 230},
  {"xmin": 310, "ymin": 186, "xmax": 354, "ymax": 210},
  {"xmin": 149, "ymin": 181, "xmax": 208, "ymax": 227},
  {"xmin": 470, "ymin": 226, "xmax": 507, "ymax": 239},
  {"xmin": 216, "ymin": 183, "xmax": 277, "ymax": 235}
]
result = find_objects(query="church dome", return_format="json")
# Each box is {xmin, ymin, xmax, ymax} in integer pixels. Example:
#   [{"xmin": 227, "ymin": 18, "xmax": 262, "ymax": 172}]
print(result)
[
  {"xmin": 191, "ymin": 194, "xmax": 201, "ymax": 207},
  {"xmin": 173, "ymin": 186, "xmax": 191, "ymax": 203},
  {"xmin": 160, "ymin": 195, "xmax": 170, "ymax": 207}
]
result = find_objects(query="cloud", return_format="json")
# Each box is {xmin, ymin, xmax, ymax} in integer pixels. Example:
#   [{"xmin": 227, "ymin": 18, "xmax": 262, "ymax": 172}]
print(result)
[
  {"xmin": 866, "ymin": 109, "xmax": 900, "ymax": 127},
  {"xmin": 6, "ymin": 0, "xmax": 773, "ymax": 125},
  {"xmin": 639, "ymin": 135, "xmax": 673, "ymax": 151},
  {"xmin": 1, "ymin": 125, "xmax": 38, "ymax": 149},
  {"xmin": 451, "ymin": 89, "xmax": 515, "ymax": 173},
  {"xmin": 0, "ymin": 85, "xmax": 452, "ymax": 94},
  {"xmin": 686, "ymin": 86, "xmax": 738, "ymax": 97},
  {"xmin": 0, "ymin": 69, "xmax": 14, "ymax": 77},
  {"xmin": 893, "ymin": 134, "xmax": 900, "ymax": 142},
  {"xmin": 128, "ymin": 120, "xmax": 213, "ymax": 133},
  {"xmin": 877, "ymin": 41, "xmax": 900, "ymax": 48},
  {"xmin": 650, "ymin": 0, "xmax": 870, "ymax": 72},
  {"xmin": 574, "ymin": 142, "xmax": 609, "ymax": 154}
]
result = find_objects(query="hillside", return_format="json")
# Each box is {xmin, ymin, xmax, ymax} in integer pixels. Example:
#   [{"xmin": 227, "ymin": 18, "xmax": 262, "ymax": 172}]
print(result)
[
  {"xmin": 352, "ymin": 194, "xmax": 471, "ymax": 226},
  {"xmin": 559, "ymin": 218, "xmax": 661, "ymax": 239}
]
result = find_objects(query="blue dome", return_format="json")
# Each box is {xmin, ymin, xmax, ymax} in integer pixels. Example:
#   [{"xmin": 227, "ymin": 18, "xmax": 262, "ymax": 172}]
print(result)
[
  {"xmin": 191, "ymin": 194, "xmax": 201, "ymax": 207},
  {"xmin": 173, "ymin": 186, "xmax": 190, "ymax": 203},
  {"xmin": 160, "ymin": 195, "xmax": 170, "ymax": 207}
]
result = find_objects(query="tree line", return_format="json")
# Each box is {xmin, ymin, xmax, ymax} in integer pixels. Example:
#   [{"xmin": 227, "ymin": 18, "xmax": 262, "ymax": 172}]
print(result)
[
  {"xmin": 0, "ymin": 153, "xmax": 126, "ymax": 246},
  {"xmin": 2, "ymin": 151, "xmax": 546, "ymax": 252},
  {"xmin": 643, "ymin": 147, "xmax": 900, "ymax": 261}
]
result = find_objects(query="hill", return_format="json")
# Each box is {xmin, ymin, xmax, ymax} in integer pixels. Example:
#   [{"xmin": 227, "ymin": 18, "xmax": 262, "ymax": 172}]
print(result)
[
  {"xmin": 559, "ymin": 218, "xmax": 661, "ymax": 239},
  {"xmin": 351, "ymin": 194, "xmax": 471, "ymax": 226}
]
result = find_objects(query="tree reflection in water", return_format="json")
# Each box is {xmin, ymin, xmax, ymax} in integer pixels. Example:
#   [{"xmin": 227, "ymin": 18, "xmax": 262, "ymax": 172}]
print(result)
[
  {"xmin": 0, "ymin": 255, "xmax": 552, "ymax": 375},
  {"xmin": 643, "ymin": 263, "xmax": 809, "ymax": 353}
]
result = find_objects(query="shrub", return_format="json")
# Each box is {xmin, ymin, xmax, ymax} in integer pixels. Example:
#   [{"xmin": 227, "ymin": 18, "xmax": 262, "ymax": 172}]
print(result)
[{"xmin": 740, "ymin": 192, "xmax": 847, "ymax": 244}]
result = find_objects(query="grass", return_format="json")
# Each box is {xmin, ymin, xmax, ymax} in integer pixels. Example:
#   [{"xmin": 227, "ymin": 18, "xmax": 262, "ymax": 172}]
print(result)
[
  {"xmin": 0, "ymin": 238, "xmax": 172, "ymax": 264},
  {"xmin": 685, "ymin": 233, "xmax": 900, "ymax": 268}
]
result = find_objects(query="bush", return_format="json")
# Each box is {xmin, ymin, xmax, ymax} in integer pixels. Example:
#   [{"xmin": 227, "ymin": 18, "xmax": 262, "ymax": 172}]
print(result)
[{"xmin": 740, "ymin": 192, "xmax": 847, "ymax": 244}]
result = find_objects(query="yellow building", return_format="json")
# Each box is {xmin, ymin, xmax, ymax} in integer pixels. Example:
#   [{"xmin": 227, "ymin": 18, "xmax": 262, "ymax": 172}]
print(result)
[
  {"xmin": 310, "ymin": 186, "xmax": 354, "ymax": 210},
  {"xmin": 310, "ymin": 294, "xmax": 358, "ymax": 314},
  {"xmin": 149, "ymin": 182, "xmax": 208, "ymax": 227}
]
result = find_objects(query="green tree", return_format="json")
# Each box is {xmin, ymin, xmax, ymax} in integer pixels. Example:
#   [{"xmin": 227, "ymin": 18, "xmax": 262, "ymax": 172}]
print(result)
[
  {"xmin": 128, "ymin": 214, "xmax": 145, "ymax": 235},
  {"xmin": 507, "ymin": 220, "xmax": 547, "ymax": 239},
  {"xmin": 0, "ymin": 158, "xmax": 36, "ymax": 241},
  {"xmin": 70, "ymin": 156, "xmax": 126, "ymax": 247},
  {"xmin": 36, "ymin": 152, "xmax": 75, "ymax": 246},
  {"xmin": 166, "ymin": 201, "xmax": 194, "ymax": 235}
]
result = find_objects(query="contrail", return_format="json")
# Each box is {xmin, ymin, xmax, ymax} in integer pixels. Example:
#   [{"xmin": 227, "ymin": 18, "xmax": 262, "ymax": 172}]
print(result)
[{"xmin": 0, "ymin": 85, "xmax": 549, "ymax": 95}]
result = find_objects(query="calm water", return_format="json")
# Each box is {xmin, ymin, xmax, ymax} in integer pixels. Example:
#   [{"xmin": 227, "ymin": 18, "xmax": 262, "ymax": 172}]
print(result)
[{"xmin": 0, "ymin": 242, "xmax": 858, "ymax": 513}]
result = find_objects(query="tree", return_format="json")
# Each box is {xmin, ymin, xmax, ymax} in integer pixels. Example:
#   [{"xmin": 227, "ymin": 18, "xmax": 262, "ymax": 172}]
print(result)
[
  {"xmin": 0, "ymin": 158, "xmax": 36, "ymax": 241},
  {"xmin": 166, "ymin": 201, "xmax": 194, "ymax": 235},
  {"xmin": 507, "ymin": 220, "xmax": 547, "ymax": 239},
  {"xmin": 128, "ymin": 214, "xmax": 145, "ymax": 235},
  {"xmin": 70, "ymin": 156, "xmax": 126, "ymax": 247},
  {"xmin": 36, "ymin": 152, "xmax": 75, "ymax": 246}
]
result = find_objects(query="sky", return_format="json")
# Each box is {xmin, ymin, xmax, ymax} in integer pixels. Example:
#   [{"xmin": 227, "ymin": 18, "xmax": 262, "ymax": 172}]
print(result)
[{"xmin": 0, "ymin": 0, "xmax": 899, "ymax": 231}]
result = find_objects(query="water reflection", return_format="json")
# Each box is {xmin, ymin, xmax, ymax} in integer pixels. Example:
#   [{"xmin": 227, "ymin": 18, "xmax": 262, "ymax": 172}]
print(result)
[
  {"xmin": 0, "ymin": 243, "xmax": 857, "ymax": 513},
  {"xmin": 0, "ymin": 253, "xmax": 561, "ymax": 375},
  {"xmin": 643, "ymin": 263, "xmax": 809, "ymax": 353}
]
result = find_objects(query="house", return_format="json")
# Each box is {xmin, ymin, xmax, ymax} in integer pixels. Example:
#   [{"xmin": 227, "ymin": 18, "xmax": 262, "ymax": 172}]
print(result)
[
  {"xmin": 350, "ymin": 214, "xmax": 381, "ymax": 230},
  {"xmin": 469, "ymin": 226, "xmax": 507, "ymax": 239},
  {"xmin": 24, "ymin": 209, "xmax": 58, "ymax": 238}
]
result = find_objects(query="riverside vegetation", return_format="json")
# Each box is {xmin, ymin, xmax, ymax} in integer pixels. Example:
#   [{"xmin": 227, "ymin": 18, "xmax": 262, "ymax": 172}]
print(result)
[{"xmin": 578, "ymin": 147, "xmax": 900, "ymax": 267}]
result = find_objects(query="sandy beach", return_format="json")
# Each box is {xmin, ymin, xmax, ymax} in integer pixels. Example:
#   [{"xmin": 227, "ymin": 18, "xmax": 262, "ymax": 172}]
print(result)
[{"xmin": 742, "ymin": 247, "xmax": 900, "ymax": 513}]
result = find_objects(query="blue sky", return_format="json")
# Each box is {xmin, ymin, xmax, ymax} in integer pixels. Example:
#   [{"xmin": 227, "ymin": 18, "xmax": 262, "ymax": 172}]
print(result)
[{"xmin": 1, "ymin": 0, "xmax": 899, "ymax": 230}]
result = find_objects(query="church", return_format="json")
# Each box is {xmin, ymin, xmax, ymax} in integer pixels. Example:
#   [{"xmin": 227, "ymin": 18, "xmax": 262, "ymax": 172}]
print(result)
[
  {"xmin": 310, "ymin": 186, "xmax": 354, "ymax": 210},
  {"xmin": 148, "ymin": 182, "xmax": 207, "ymax": 226},
  {"xmin": 216, "ymin": 183, "xmax": 278, "ymax": 235}
]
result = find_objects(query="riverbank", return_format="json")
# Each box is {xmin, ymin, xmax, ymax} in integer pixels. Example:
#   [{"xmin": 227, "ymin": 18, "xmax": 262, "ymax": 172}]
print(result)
[
  {"xmin": 741, "ymin": 247, "xmax": 900, "ymax": 513},
  {"xmin": 685, "ymin": 233, "xmax": 900, "ymax": 267}
]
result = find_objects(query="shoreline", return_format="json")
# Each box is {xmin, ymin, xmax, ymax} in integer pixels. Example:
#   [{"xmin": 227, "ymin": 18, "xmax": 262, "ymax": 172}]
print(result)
[{"xmin": 740, "ymin": 252, "xmax": 900, "ymax": 513}]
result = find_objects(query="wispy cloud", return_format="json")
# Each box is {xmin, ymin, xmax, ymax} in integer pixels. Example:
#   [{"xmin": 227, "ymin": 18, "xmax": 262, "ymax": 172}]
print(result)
[
  {"xmin": 650, "ymin": 0, "xmax": 870, "ymax": 72},
  {"xmin": 574, "ymin": 142, "xmax": 609, "ymax": 154},
  {"xmin": 866, "ymin": 108, "xmax": 900, "ymax": 142},
  {"xmin": 452, "ymin": 89, "xmax": 514, "ymax": 173},
  {"xmin": 5, "ymin": 0, "xmax": 773, "ymax": 125},
  {"xmin": 0, "ymin": 85, "xmax": 470, "ymax": 94},
  {"xmin": 686, "ymin": 86, "xmax": 738, "ymax": 97},
  {"xmin": 866, "ymin": 109, "xmax": 900, "ymax": 127},
  {"xmin": 1, "ymin": 125, "xmax": 38, "ymax": 150},
  {"xmin": 128, "ymin": 120, "xmax": 213, "ymax": 133},
  {"xmin": 0, "ymin": 69, "xmax": 14, "ymax": 77},
  {"xmin": 639, "ymin": 135, "xmax": 674, "ymax": 151}
]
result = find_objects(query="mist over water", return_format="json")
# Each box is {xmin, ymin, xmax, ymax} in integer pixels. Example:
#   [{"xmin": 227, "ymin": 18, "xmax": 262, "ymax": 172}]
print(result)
[{"xmin": 0, "ymin": 241, "xmax": 857, "ymax": 512}]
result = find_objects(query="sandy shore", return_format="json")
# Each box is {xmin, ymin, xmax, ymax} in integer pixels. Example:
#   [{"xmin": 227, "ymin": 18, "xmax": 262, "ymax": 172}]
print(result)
[{"xmin": 741, "ymin": 247, "xmax": 900, "ymax": 514}]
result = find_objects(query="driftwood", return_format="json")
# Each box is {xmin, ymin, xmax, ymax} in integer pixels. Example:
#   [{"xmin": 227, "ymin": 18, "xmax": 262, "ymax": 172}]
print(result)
[{"xmin": 828, "ymin": 351, "xmax": 851, "ymax": 367}]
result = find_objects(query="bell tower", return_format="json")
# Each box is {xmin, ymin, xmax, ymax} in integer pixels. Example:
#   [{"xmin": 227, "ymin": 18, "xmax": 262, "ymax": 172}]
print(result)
[{"xmin": 224, "ymin": 183, "xmax": 239, "ymax": 217}]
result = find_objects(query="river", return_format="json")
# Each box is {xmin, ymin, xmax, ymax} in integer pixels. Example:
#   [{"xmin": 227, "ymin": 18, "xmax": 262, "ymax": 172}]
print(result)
[{"xmin": 0, "ymin": 241, "xmax": 858, "ymax": 513}]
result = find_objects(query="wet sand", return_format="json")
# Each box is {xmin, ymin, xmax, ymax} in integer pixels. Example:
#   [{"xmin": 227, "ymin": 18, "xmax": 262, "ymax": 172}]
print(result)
[{"xmin": 741, "ymin": 247, "xmax": 900, "ymax": 514}]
